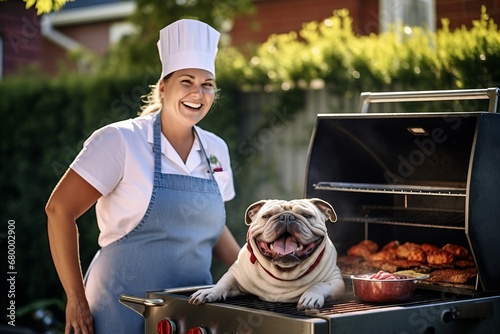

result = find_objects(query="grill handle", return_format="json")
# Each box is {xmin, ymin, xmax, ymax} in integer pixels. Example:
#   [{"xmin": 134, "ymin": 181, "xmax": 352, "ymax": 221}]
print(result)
[
  {"xmin": 119, "ymin": 294, "xmax": 165, "ymax": 317},
  {"xmin": 358, "ymin": 87, "xmax": 499, "ymax": 113}
]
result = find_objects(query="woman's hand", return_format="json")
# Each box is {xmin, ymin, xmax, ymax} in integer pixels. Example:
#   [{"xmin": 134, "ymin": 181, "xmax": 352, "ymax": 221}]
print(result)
[{"xmin": 65, "ymin": 297, "xmax": 94, "ymax": 334}]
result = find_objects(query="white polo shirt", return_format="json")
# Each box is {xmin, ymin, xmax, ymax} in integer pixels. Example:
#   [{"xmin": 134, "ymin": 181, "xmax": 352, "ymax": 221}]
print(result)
[{"xmin": 70, "ymin": 113, "xmax": 235, "ymax": 247}]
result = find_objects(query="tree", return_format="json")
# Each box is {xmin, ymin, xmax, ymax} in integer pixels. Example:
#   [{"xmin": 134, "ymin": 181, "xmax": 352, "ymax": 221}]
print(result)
[{"xmin": 23, "ymin": 0, "xmax": 70, "ymax": 14}]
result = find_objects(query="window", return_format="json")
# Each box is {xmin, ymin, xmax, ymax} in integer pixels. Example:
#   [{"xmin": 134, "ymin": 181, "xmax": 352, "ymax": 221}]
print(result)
[{"xmin": 379, "ymin": 0, "xmax": 436, "ymax": 33}]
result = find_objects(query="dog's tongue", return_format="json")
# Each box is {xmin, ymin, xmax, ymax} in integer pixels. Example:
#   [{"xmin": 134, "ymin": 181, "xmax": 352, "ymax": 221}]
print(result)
[{"xmin": 273, "ymin": 235, "xmax": 298, "ymax": 255}]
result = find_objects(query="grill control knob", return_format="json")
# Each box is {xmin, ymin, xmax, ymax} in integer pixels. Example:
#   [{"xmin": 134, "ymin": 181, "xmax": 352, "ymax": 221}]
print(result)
[
  {"xmin": 188, "ymin": 326, "xmax": 208, "ymax": 334},
  {"xmin": 157, "ymin": 318, "xmax": 177, "ymax": 334}
]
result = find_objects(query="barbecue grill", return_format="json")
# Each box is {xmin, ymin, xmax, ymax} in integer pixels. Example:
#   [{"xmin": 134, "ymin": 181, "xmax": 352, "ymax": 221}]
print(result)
[{"xmin": 120, "ymin": 88, "xmax": 500, "ymax": 334}]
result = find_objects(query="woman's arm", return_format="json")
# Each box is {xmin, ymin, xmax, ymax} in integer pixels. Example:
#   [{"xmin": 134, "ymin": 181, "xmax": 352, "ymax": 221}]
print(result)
[
  {"xmin": 213, "ymin": 225, "xmax": 240, "ymax": 267},
  {"xmin": 45, "ymin": 168, "xmax": 102, "ymax": 334}
]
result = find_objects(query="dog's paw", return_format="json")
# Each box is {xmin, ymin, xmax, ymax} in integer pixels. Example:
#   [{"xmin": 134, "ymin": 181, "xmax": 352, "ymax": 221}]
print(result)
[
  {"xmin": 188, "ymin": 288, "xmax": 226, "ymax": 305},
  {"xmin": 297, "ymin": 292, "xmax": 324, "ymax": 310}
]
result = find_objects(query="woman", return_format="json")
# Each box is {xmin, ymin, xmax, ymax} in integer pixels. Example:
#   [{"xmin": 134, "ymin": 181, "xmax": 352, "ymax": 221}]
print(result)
[{"xmin": 45, "ymin": 19, "xmax": 240, "ymax": 333}]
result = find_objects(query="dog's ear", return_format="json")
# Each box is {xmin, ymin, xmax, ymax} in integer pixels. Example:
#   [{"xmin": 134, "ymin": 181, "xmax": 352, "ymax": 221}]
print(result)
[
  {"xmin": 245, "ymin": 200, "xmax": 268, "ymax": 225},
  {"xmin": 309, "ymin": 198, "xmax": 337, "ymax": 223}
]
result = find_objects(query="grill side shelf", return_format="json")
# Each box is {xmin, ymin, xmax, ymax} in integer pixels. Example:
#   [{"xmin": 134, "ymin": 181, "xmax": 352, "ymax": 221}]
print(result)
[{"xmin": 314, "ymin": 182, "xmax": 466, "ymax": 197}]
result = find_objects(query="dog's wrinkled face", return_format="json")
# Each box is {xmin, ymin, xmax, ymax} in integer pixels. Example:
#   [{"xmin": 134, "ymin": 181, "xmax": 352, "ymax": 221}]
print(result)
[{"xmin": 245, "ymin": 199, "xmax": 336, "ymax": 270}]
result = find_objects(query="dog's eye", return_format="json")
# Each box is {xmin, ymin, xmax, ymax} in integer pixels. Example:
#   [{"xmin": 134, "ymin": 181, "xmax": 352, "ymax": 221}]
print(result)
[
  {"xmin": 303, "ymin": 214, "xmax": 313, "ymax": 219},
  {"xmin": 262, "ymin": 214, "xmax": 272, "ymax": 219}
]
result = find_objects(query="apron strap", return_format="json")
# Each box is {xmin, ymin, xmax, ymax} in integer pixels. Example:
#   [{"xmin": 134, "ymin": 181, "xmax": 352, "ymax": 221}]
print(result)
[{"xmin": 153, "ymin": 113, "xmax": 162, "ymax": 175}]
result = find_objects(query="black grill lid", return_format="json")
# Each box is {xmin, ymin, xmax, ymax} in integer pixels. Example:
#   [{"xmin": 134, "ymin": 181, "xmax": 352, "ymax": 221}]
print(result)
[{"xmin": 304, "ymin": 89, "xmax": 500, "ymax": 293}]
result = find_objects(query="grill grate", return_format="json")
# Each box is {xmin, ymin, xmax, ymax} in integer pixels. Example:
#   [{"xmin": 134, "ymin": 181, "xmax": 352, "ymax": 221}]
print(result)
[
  {"xmin": 316, "ymin": 292, "xmax": 450, "ymax": 316},
  {"xmin": 343, "ymin": 206, "xmax": 465, "ymax": 229},
  {"xmin": 167, "ymin": 289, "xmax": 462, "ymax": 318}
]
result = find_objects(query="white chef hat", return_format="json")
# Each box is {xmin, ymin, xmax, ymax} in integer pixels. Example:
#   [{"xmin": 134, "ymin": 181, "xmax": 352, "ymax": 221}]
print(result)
[{"xmin": 157, "ymin": 19, "xmax": 220, "ymax": 79}]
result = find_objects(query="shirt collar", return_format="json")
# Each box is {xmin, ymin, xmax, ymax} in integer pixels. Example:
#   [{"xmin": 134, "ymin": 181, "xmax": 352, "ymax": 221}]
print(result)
[{"xmin": 146, "ymin": 114, "xmax": 206, "ymax": 172}]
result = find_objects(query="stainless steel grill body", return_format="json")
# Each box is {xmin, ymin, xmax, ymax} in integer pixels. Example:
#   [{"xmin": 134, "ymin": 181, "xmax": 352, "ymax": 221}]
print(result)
[{"xmin": 123, "ymin": 286, "xmax": 500, "ymax": 333}]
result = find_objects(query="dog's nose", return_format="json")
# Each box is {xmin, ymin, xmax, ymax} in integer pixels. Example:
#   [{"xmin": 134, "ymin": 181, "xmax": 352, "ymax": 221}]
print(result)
[{"xmin": 279, "ymin": 213, "xmax": 296, "ymax": 223}]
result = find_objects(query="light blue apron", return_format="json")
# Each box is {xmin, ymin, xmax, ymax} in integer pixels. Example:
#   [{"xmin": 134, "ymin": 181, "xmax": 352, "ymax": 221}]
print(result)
[{"xmin": 83, "ymin": 113, "xmax": 225, "ymax": 333}]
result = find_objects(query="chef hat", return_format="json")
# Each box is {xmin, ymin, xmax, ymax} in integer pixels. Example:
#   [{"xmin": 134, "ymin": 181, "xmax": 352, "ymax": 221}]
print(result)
[{"xmin": 157, "ymin": 19, "xmax": 220, "ymax": 79}]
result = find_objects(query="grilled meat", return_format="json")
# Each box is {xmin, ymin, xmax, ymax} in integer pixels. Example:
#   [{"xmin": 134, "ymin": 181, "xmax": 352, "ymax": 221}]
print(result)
[
  {"xmin": 442, "ymin": 243, "xmax": 468, "ymax": 259},
  {"xmin": 427, "ymin": 249, "xmax": 454, "ymax": 265},
  {"xmin": 428, "ymin": 268, "xmax": 477, "ymax": 284},
  {"xmin": 339, "ymin": 240, "xmax": 477, "ymax": 287},
  {"xmin": 347, "ymin": 240, "xmax": 378, "ymax": 258}
]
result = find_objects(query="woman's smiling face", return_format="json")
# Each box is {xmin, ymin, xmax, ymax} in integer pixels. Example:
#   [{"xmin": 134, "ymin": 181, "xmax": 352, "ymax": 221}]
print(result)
[{"xmin": 160, "ymin": 68, "xmax": 216, "ymax": 127}]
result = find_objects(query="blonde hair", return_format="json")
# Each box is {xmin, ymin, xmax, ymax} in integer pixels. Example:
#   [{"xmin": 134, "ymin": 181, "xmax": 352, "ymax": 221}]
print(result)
[
  {"xmin": 139, "ymin": 83, "xmax": 161, "ymax": 116},
  {"xmin": 139, "ymin": 73, "xmax": 172, "ymax": 116},
  {"xmin": 139, "ymin": 72, "xmax": 220, "ymax": 116}
]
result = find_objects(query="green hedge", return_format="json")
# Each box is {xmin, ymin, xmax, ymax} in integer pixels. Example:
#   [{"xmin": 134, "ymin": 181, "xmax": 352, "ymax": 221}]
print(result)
[{"xmin": 1, "ymin": 7, "xmax": 499, "ymax": 330}]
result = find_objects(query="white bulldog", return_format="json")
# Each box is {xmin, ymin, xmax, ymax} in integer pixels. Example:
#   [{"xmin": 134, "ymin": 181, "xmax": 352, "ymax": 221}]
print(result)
[{"xmin": 189, "ymin": 198, "xmax": 345, "ymax": 310}]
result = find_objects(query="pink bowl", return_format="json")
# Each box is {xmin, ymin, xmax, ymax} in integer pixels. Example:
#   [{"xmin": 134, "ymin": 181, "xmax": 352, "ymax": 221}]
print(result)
[{"xmin": 351, "ymin": 273, "xmax": 429, "ymax": 303}]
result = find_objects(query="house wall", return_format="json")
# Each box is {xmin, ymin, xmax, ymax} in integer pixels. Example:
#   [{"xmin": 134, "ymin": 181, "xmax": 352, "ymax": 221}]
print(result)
[
  {"xmin": 230, "ymin": 0, "xmax": 500, "ymax": 48},
  {"xmin": 436, "ymin": 0, "xmax": 500, "ymax": 29},
  {"xmin": 0, "ymin": 2, "xmax": 42, "ymax": 76},
  {"xmin": 40, "ymin": 35, "xmax": 77, "ymax": 74},
  {"xmin": 59, "ymin": 21, "xmax": 113, "ymax": 56},
  {"xmin": 230, "ymin": 0, "xmax": 378, "ymax": 48},
  {"xmin": 41, "ymin": 20, "xmax": 117, "ymax": 75}
]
